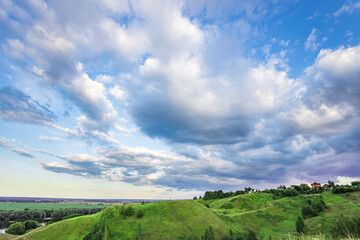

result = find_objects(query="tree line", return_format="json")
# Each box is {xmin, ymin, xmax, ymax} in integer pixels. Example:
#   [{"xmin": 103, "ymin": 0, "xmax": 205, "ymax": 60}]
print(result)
[
  {"xmin": 197, "ymin": 180, "xmax": 360, "ymax": 201},
  {"xmin": 0, "ymin": 207, "xmax": 105, "ymax": 227}
]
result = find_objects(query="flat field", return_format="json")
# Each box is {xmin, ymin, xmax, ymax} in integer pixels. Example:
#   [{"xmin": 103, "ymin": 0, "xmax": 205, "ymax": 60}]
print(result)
[{"xmin": 0, "ymin": 202, "xmax": 114, "ymax": 210}]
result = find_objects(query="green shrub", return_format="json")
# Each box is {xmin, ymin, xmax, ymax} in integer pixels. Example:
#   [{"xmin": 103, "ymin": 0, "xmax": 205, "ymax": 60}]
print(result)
[
  {"xmin": 135, "ymin": 209, "xmax": 144, "ymax": 218},
  {"xmin": 120, "ymin": 206, "xmax": 135, "ymax": 217},
  {"xmin": 24, "ymin": 220, "xmax": 38, "ymax": 230},
  {"xmin": 248, "ymin": 230, "xmax": 258, "ymax": 240},
  {"xmin": 296, "ymin": 216, "xmax": 305, "ymax": 233},
  {"xmin": 83, "ymin": 223, "xmax": 105, "ymax": 240},
  {"xmin": 201, "ymin": 226, "xmax": 215, "ymax": 240},
  {"xmin": 221, "ymin": 203, "xmax": 234, "ymax": 209},
  {"xmin": 332, "ymin": 186, "xmax": 358, "ymax": 194},
  {"xmin": 5, "ymin": 222, "xmax": 26, "ymax": 235}
]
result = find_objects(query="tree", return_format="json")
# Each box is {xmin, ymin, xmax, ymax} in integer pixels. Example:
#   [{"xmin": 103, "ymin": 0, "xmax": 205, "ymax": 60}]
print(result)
[
  {"xmin": 24, "ymin": 220, "xmax": 38, "ymax": 230},
  {"xmin": 5, "ymin": 222, "xmax": 26, "ymax": 235},
  {"xmin": 193, "ymin": 196, "xmax": 198, "ymax": 200},
  {"xmin": 299, "ymin": 184, "xmax": 310, "ymax": 192},
  {"xmin": 244, "ymin": 187, "xmax": 253, "ymax": 194},
  {"xmin": 351, "ymin": 181, "xmax": 360, "ymax": 187},
  {"xmin": 328, "ymin": 180, "xmax": 335, "ymax": 189},
  {"xmin": 296, "ymin": 216, "xmax": 305, "ymax": 233},
  {"xmin": 120, "ymin": 206, "xmax": 135, "ymax": 217}
]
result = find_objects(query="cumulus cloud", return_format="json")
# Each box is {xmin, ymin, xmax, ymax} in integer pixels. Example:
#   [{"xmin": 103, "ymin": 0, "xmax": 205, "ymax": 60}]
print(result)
[
  {"xmin": 289, "ymin": 45, "xmax": 360, "ymax": 135},
  {"xmin": 109, "ymin": 85, "xmax": 127, "ymax": 100},
  {"xmin": 130, "ymin": 50, "xmax": 295, "ymax": 144},
  {"xmin": 1, "ymin": 0, "xmax": 360, "ymax": 192}
]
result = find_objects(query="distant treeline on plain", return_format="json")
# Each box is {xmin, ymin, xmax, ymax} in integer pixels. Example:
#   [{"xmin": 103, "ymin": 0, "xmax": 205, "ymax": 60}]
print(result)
[{"xmin": 0, "ymin": 207, "xmax": 105, "ymax": 227}]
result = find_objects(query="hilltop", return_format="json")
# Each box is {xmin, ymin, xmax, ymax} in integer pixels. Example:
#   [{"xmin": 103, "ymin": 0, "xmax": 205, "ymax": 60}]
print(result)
[{"xmin": 1, "ymin": 190, "xmax": 358, "ymax": 239}]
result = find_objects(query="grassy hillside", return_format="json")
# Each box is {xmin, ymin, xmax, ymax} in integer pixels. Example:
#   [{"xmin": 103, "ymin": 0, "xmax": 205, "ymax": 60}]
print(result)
[
  {"xmin": 19, "ymin": 200, "xmax": 229, "ymax": 240},
  {"xmin": 10, "ymin": 191, "xmax": 360, "ymax": 239},
  {"xmin": 199, "ymin": 191, "xmax": 360, "ymax": 238}
]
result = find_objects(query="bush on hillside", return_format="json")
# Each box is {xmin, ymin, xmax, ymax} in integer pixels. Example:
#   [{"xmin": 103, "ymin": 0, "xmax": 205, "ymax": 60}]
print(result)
[
  {"xmin": 301, "ymin": 196, "xmax": 326, "ymax": 218},
  {"xmin": 135, "ymin": 209, "xmax": 144, "ymax": 218},
  {"xmin": 332, "ymin": 186, "xmax": 359, "ymax": 194},
  {"xmin": 301, "ymin": 204, "xmax": 318, "ymax": 218},
  {"xmin": 83, "ymin": 223, "xmax": 105, "ymax": 240},
  {"xmin": 296, "ymin": 216, "xmax": 305, "ymax": 233},
  {"xmin": 5, "ymin": 222, "xmax": 26, "ymax": 235},
  {"xmin": 119, "ymin": 206, "xmax": 135, "ymax": 217}
]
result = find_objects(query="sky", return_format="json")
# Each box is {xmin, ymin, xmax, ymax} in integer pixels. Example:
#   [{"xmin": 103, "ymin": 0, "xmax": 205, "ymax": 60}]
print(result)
[{"xmin": 0, "ymin": 0, "xmax": 360, "ymax": 199}]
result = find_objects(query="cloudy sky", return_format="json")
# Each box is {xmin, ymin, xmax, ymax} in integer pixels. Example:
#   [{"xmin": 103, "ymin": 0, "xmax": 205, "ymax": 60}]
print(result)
[{"xmin": 0, "ymin": 0, "xmax": 360, "ymax": 199}]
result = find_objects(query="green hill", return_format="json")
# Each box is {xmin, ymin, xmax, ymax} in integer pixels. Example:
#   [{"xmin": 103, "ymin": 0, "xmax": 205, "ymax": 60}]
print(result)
[{"xmin": 8, "ymin": 191, "xmax": 360, "ymax": 239}]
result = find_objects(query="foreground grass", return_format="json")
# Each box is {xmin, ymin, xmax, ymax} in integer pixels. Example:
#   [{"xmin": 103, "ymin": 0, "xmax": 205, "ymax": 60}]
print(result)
[
  {"xmin": 16, "ymin": 213, "xmax": 99, "ymax": 240},
  {"xmin": 0, "ymin": 233, "xmax": 16, "ymax": 240}
]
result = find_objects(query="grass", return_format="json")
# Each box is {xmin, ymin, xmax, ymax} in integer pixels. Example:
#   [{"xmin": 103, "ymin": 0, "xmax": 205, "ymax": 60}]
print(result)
[
  {"xmin": 0, "ymin": 203, "xmax": 113, "ymax": 211},
  {"xmin": 304, "ymin": 192, "xmax": 360, "ymax": 236},
  {"xmin": 10, "ymin": 191, "xmax": 359, "ymax": 239},
  {"xmin": 96, "ymin": 200, "xmax": 230, "ymax": 239},
  {"xmin": 0, "ymin": 234, "xmax": 16, "ymax": 240}
]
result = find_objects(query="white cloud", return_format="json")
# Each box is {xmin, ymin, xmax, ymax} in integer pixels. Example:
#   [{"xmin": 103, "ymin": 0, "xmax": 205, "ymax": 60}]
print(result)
[
  {"xmin": 334, "ymin": 1, "xmax": 360, "ymax": 17},
  {"xmin": 38, "ymin": 135, "xmax": 63, "ymax": 142},
  {"xmin": 146, "ymin": 171, "xmax": 165, "ymax": 180},
  {"xmin": 305, "ymin": 28, "xmax": 320, "ymax": 51},
  {"xmin": 109, "ymin": 85, "xmax": 128, "ymax": 100},
  {"xmin": 336, "ymin": 176, "xmax": 360, "ymax": 185},
  {"xmin": 95, "ymin": 74, "xmax": 114, "ymax": 83},
  {"xmin": 285, "ymin": 103, "xmax": 354, "ymax": 134},
  {"xmin": 315, "ymin": 46, "xmax": 360, "ymax": 79}
]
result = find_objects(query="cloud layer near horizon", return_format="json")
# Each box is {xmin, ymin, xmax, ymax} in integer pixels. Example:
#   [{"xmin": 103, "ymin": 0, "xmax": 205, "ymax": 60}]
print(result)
[{"xmin": 0, "ymin": 0, "xmax": 359, "ymax": 194}]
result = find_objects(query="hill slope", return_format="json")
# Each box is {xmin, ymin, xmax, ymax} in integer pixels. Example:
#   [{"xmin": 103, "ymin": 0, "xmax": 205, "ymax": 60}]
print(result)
[
  {"xmin": 20, "ymin": 200, "xmax": 230, "ymax": 240},
  {"xmin": 15, "ymin": 192, "xmax": 360, "ymax": 239}
]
